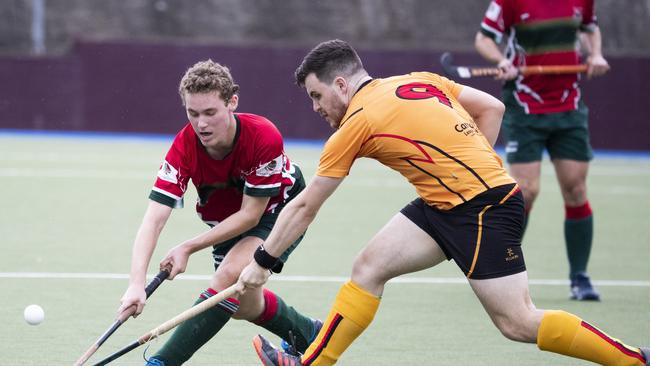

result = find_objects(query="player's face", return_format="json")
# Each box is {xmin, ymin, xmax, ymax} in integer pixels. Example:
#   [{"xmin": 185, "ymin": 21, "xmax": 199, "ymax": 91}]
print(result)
[
  {"xmin": 304, "ymin": 73, "xmax": 348, "ymax": 129},
  {"xmin": 184, "ymin": 91, "xmax": 238, "ymax": 150}
]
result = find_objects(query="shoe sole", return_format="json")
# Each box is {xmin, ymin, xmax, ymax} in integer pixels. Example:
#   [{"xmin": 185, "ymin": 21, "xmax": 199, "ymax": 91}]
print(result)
[{"xmin": 253, "ymin": 335, "xmax": 275, "ymax": 366}]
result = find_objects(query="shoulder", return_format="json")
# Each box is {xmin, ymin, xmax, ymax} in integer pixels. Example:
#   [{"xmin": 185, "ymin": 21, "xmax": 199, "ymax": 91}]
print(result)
[{"xmin": 236, "ymin": 113, "xmax": 284, "ymax": 150}]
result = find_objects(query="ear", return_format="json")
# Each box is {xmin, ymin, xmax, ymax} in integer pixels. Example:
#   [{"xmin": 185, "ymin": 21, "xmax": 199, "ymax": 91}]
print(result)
[
  {"xmin": 333, "ymin": 76, "xmax": 348, "ymax": 94},
  {"xmin": 228, "ymin": 94, "xmax": 239, "ymax": 111}
]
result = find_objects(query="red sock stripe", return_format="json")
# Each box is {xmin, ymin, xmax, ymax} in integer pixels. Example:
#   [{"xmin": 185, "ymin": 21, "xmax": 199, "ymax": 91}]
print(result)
[
  {"xmin": 303, "ymin": 313, "xmax": 343, "ymax": 366},
  {"xmin": 565, "ymin": 201, "xmax": 592, "ymax": 220},
  {"xmin": 200, "ymin": 287, "xmax": 219, "ymax": 299},
  {"xmin": 253, "ymin": 288, "xmax": 278, "ymax": 325},
  {"xmin": 581, "ymin": 321, "xmax": 645, "ymax": 363}
]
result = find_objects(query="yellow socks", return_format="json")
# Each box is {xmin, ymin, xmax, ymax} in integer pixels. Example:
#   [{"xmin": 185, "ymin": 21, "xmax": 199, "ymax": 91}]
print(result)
[
  {"xmin": 301, "ymin": 281, "xmax": 380, "ymax": 366},
  {"xmin": 537, "ymin": 310, "xmax": 646, "ymax": 366}
]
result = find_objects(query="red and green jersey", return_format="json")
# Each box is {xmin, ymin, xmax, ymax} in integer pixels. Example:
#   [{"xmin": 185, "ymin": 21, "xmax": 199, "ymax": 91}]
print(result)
[
  {"xmin": 480, "ymin": 0, "xmax": 597, "ymax": 114},
  {"xmin": 149, "ymin": 113, "xmax": 301, "ymax": 225}
]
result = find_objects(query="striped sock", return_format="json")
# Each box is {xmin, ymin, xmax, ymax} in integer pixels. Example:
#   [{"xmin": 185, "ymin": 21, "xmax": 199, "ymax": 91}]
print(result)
[
  {"xmin": 252, "ymin": 288, "xmax": 316, "ymax": 353},
  {"xmin": 537, "ymin": 310, "xmax": 646, "ymax": 365},
  {"xmin": 301, "ymin": 281, "xmax": 380, "ymax": 366},
  {"xmin": 564, "ymin": 201, "xmax": 594, "ymax": 278},
  {"xmin": 151, "ymin": 288, "xmax": 239, "ymax": 365}
]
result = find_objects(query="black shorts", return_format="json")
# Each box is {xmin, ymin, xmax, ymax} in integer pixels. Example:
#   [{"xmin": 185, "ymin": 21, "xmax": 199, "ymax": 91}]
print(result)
[{"xmin": 400, "ymin": 184, "xmax": 526, "ymax": 279}]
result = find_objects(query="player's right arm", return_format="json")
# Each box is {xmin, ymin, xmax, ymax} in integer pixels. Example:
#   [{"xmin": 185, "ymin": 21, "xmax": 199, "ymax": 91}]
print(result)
[
  {"xmin": 118, "ymin": 200, "xmax": 172, "ymax": 317},
  {"xmin": 457, "ymin": 84, "xmax": 505, "ymax": 146},
  {"xmin": 475, "ymin": 0, "xmax": 517, "ymax": 80},
  {"xmin": 238, "ymin": 175, "xmax": 343, "ymax": 290}
]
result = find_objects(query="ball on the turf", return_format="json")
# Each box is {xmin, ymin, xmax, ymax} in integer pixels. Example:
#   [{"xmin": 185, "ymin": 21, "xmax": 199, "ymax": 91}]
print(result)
[{"xmin": 24, "ymin": 304, "xmax": 45, "ymax": 325}]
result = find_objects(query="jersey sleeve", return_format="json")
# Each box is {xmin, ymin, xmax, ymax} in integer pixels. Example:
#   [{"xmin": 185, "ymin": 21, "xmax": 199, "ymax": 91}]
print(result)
[
  {"xmin": 479, "ymin": 0, "xmax": 512, "ymax": 44},
  {"xmin": 242, "ymin": 128, "xmax": 285, "ymax": 198},
  {"xmin": 316, "ymin": 112, "xmax": 370, "ymax": 178},
  {"xmin": 579, "ymin": 0, "xmax": 597, "ymax": 32},
  {"xmin": 148, "ymin": 133, "xmax": 191, "ymax": 209}
]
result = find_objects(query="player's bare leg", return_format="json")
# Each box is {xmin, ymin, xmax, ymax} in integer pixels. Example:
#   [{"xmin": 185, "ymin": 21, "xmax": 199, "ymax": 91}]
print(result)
[
  {"xmin": 508, "ymin": 161, "xmax": 542, "ymax": 214},
  {"xmin": 470, "ymin": 272, "xmax": 646, "ymax": 365},
  {"xmin": 553, "ymin": 159, "xmax": 599, "ymax": 300},
  {"xmin": 294, "ymin": 213, "xmax": 446, "ymax": 365}
]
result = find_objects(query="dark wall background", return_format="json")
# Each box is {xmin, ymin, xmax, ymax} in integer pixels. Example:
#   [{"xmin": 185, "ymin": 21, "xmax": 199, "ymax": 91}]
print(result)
[
  {"xmin": 1, "ymin": 40, "xmax": 649, "ymax": 150},
  {"xmin": 1, "ymin": 0, "xmax": 649, "ymax": 150}
]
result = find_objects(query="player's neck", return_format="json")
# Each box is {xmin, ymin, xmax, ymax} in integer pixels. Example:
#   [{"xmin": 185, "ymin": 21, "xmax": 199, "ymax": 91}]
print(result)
[
  {"xmin": 346, "ymin": 73, "xmax": 372, "ymax": 101},
  {"xmin": 205, "ymin": 114, "xmax": 237, "ymax": 160}
]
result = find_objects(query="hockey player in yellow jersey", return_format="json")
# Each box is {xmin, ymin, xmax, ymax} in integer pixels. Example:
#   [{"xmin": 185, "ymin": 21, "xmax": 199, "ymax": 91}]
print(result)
[{"xmin": 238, "ymin": 39, "xmax": 649, "ymax": 366}]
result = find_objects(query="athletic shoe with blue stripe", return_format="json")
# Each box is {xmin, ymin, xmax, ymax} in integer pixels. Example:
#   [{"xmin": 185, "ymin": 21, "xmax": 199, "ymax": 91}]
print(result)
[
  {"xmin": 280, "ymin": 318, "xmax": 323, "ymax": 356},
  {"xmin": 254, "ymin": 334, "xmax": 302, "ymax": 366}
]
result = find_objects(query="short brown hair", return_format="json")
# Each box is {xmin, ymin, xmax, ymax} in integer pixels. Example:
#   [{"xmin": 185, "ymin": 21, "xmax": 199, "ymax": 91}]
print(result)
[
  {"xmin": 179, "ymin": 59, "xmax": 240, "ymax": 105},
  {"xmin": 295, "ymin": 39, "xmax": 364, "ymax": 86}
]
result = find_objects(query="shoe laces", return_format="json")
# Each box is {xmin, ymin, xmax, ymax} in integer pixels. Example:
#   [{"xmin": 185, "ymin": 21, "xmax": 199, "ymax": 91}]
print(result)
[{"xmin": 284, "ymin": 330, "xmax": 301, "ymax": 357}]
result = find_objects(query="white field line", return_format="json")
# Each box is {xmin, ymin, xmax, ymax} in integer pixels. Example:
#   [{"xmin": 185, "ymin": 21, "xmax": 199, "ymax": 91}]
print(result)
[{"xmin": 1, "ymin": 272, "xmax": 649, "ymax": 287}]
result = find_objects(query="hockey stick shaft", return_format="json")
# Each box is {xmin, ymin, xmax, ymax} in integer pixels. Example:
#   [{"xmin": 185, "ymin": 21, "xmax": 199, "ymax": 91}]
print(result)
[
  {"xmin": 439, "ymin": 52, "xmax": 588, "ymax": 79},
  {"xmin": 74, "ymin": 269, "xmax": 170, "ymax": 366},
  {"xmin": 92, "ymin": 283, "xmax": 240, "ymax": 366}
]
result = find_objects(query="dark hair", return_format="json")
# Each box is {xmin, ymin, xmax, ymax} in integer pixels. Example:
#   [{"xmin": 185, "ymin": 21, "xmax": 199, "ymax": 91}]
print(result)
[{"xmin": 294, "ymin": 39, "xmax": 364, "ymax": 86}]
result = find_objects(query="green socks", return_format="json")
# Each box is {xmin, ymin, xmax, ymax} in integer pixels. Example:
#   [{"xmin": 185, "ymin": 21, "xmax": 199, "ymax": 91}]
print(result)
[
  {"xmin": 253, "ymin": 288, "xmax": 317, "ymax": 353},
  {"xmin": 151, "ymin": 288, "xmax": 239, "ymax": 366},
  {"xmin": 564, "ymin": 202, "xmax": 594, "ymax": 278}
]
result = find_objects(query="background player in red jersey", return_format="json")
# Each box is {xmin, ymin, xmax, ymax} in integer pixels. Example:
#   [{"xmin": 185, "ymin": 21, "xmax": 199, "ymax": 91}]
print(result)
[
  {"xmin": 475, "ymin": 0, "xmax": 610, "ymax": 300},
  {"xmin": 117, "ymin": 60, "xmax": 320, "ymax": 365}
]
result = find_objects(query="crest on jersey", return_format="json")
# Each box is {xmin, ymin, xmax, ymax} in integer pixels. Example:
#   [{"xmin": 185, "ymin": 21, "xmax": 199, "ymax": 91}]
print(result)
[
  {"xmin": 256, "ymin": 155, "xmax": 283, "ymax": 177},
  {"xmin": 157, "ymin": 160, "xmax": 179, "ymax": 184}
]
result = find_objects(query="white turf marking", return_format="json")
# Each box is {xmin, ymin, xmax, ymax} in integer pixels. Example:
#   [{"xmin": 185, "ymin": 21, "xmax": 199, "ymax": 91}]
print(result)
[{"xmin": 1, "ymin": 272, "xmax": 649, "ymax": 287}]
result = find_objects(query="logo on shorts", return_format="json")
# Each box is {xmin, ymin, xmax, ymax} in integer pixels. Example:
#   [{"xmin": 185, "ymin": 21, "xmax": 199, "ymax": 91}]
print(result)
[
  {"xmin": 505, "ymin": 141, "xmax": 518, "ymax": 153},
  {"xmin": 505, "ymin": 248, "xmax": 520, "ymax": 262}
]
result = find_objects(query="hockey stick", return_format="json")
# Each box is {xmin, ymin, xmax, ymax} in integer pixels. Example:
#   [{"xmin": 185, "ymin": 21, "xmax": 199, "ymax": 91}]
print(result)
[
  {"xmin": 440, "ymin": 52, "xmax": 588, "ymax": 79},
  {"xmin": 74, "ymin": 269, "xmax": 170, "ymax": 366},
  {"xmin": 92, "ymin": 283, "xmax": 240, "ymax": 365}
]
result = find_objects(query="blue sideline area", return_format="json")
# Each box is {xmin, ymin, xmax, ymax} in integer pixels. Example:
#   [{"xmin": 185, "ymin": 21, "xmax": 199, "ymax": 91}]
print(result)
[{"xmin": 1, "ymin": 128, "xmax": 649, "ymax": 159}]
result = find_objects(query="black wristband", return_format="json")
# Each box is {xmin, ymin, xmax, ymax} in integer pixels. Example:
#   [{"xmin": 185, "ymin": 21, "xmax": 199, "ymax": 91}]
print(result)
[{"xmin": 254, "ymin": 245, "xmax": 279, "ymax": 269}]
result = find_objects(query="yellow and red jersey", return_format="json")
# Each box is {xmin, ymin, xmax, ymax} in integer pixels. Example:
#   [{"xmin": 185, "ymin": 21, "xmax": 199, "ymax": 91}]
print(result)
[{"xmin": 317, "ymin": 72, "xmax": 515, "ymax": 210}]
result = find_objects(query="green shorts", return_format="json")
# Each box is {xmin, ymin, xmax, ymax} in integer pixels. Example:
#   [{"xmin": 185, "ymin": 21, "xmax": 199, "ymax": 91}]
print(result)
[
  {"xmin": 211, "ymin": 166, "xmax": 306, "ymax": 274},
  {"xmin": 501, "ymin": 88, "xmax": 593, "ymax": 163},
  {"xmin": 211, "ymin": 210, "xmax": 303, "ymax": 273}
]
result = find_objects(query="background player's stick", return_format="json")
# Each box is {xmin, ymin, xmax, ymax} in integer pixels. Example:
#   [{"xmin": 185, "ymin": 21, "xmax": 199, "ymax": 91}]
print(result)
[
  {"xmin": 440, "ymin": 52, "xmax": 588, "ymax": 79},
  {"xmin": 92, "ymin": 283, "xmax": 240, "ymax": 366},
  {"xmin": 74, "ymin": 269, "xmax": 170, "ymax": 366}
]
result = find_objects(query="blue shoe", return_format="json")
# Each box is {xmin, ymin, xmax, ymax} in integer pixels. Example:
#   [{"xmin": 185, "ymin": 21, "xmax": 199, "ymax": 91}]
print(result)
[
  {"xmin": 280, "ymin": 318, "xmax": 323, "ymax": 356},
  {"xmin": 145, "ymin": 358, "xmax": 165, "ymax": 366},
  {"xmin": 254, "ymin": 334, "xmax": 302, "ymax": 366},
  {"xmin": 640, "ymin": 347, "xmax": 650, "ymax": 366},
  {"xmin": 570, "ymin": 272, "xmax": 601, "ymax": 301}
]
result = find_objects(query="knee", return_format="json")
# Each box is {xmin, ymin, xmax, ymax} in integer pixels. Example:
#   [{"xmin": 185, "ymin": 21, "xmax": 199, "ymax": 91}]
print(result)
[
  {"xmin": 212, "ymin": 264, "xmax": 240, "ymax": 288},
  {"xmin": 492, "ymin": 310, "xmax": 541, "ymax": 343},
  {"xmin": 562, "ymin": 183, "xmax": 588, "ymax": 206},
  {"xmin": 351, "ymin": 250, "xmax": 388, "ymax": 291}
]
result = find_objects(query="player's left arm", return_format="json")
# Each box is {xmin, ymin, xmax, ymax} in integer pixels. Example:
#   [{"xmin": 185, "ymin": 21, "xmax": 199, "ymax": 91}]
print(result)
[
  {"xmin": 160, "ymin": 194, "xmax": 270, "ymax": 279},
  {"xmin": 456, "ymin": 85, "xmax": 505, "ymax": 146},
  {"xmin": 580, "ymin": 26, "xmax": 610, "ymax": 79},
  {"xmin": 238, "ymin": 175, "xmax": 344, "ymax": 289}
]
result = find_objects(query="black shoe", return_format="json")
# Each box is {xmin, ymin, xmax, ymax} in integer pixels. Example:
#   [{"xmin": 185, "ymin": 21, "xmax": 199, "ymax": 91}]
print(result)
[
  {"xmin": 570, "ymin": 272, "xmax": 601, "ymax": 301},
  {"xmin": 253, "ymin": 334, "xmax": 302, "ymax": 366}
]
